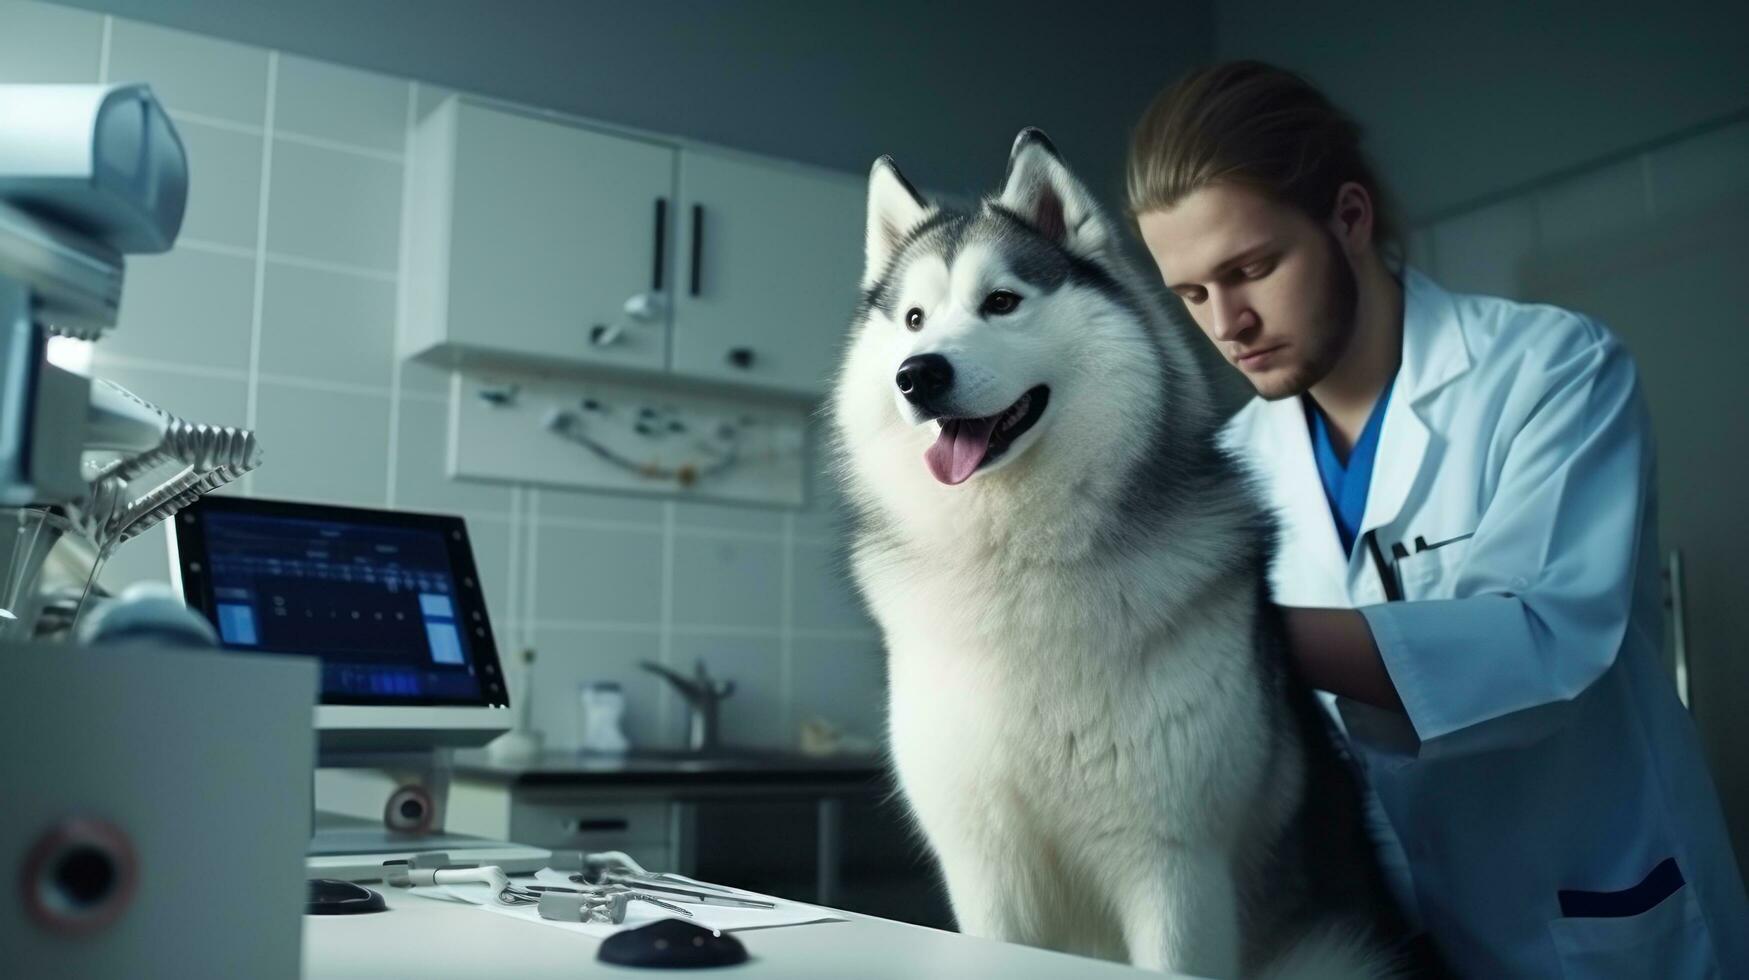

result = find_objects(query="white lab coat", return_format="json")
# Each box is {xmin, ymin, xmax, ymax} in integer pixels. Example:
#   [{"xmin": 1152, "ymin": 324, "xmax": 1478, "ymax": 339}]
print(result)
[{"xmin": 1223, "ymin": 268, "xmax": 1748, "ymax": 978}]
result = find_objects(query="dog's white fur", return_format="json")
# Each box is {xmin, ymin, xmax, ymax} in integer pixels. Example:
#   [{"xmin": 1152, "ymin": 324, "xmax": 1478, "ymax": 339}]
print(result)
[{"xmin": 829, "ymin": 132, "xmax": 1403, "ymax": 979}]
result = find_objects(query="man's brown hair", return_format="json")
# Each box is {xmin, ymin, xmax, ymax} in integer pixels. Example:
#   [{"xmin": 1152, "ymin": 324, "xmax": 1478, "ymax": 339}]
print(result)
[{"xmin": 1126, "ymin": 60, "xmax": 1399, "ymax": 255}]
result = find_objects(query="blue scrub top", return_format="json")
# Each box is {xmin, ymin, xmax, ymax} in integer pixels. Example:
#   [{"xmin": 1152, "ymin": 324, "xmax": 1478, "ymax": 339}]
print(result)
[{"xmin": 1305, "ymin": 373, "xmax": 1397, "ymax": 556}]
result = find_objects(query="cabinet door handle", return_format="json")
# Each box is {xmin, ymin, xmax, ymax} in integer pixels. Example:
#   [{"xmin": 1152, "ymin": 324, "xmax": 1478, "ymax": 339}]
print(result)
[
  {"xmin": 727, "ymin": 347, "xmax": 754, "ymax": 369},
  {"xmin": 651, "ymin": 197, "xmax": 667, "ymax": 292},
  {"xmin": 689, "ymin": 203, "xmax": 704, "ymax": 297}
]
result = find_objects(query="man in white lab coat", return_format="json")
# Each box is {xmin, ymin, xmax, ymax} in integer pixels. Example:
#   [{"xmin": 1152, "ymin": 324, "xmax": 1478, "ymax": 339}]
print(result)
[{"xmin": 1126, "ymin": 61, "xmax": 1747, "ymax": 977}]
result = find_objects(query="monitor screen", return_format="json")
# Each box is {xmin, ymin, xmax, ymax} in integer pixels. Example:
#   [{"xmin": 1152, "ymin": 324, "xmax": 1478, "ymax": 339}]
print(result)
[{"xmin": 171, "ymin": 497, "xmax": 507, "ymax": 709}]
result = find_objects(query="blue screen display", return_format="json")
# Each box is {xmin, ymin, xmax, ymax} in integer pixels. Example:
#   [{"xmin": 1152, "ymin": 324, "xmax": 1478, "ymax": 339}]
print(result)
[{"xmin": 200, "ymin": 512, "xmax": 485, "ymax": 703}]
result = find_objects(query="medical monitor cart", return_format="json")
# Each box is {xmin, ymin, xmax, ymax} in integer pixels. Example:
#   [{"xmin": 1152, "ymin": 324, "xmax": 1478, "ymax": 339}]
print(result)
[
  {"xmin": 171, "ymin": 495, "xmax": 550, "ymax": 880},
  {"xmin": 2, "ymin": 83, "xmax": 312, "ymax": 978}
]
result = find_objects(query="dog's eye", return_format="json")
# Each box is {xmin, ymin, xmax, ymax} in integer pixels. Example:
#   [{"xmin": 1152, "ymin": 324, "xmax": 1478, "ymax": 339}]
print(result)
[
  {"xmin": 981, "ymin": 290, "xmax": 1022, "ymax": 316},
  {"xmin": 905, "ymin": 307, "xmax": 924, "ymax": 331}
]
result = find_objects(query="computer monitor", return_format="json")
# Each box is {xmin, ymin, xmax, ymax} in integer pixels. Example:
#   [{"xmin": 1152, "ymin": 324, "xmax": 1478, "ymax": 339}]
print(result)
[{"xmin": 169, "ymin": 497, "xmax": 510, "ymax": 755}]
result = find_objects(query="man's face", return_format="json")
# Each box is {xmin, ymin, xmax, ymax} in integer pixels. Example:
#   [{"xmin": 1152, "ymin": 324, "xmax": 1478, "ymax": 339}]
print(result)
[{"xmin": 1136, "ymin": 183, "xmax": 1357, "ymax": 400}]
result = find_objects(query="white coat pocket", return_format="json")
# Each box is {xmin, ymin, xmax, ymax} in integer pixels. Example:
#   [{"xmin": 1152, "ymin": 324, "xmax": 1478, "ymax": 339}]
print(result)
[
  {"xmin": 1395, "ymin": 536, "xmax": 1472, "ymax": 602},
  {"xmin": 1546, "ymin": 866, "xmax": 1718, "ymax": 979}
]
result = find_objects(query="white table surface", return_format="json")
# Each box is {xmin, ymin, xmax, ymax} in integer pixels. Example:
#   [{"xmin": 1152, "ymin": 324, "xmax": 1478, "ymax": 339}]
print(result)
[{"xmin": 303, "ymin": 884, "xmax": 1182, "ymax": 979}]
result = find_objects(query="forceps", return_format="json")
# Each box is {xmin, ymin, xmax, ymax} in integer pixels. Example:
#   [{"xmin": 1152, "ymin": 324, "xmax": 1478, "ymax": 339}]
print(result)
[
  {"xmin": 566, "ymin": 871, "xmax": 775, "ymax": 909},
  {"xmin": 531, "ymin": 885, "xmax": 695, "ymax": 924},
  {"xmin": 380, "ymin": 856, "xmax": 693, "ymax": 919}
]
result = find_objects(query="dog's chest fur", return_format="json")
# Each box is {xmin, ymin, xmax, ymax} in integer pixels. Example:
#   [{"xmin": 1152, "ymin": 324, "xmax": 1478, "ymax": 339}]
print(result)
[{"xmin": 864, "ymin": 540, "xmax": 1285, "ymax": 866}]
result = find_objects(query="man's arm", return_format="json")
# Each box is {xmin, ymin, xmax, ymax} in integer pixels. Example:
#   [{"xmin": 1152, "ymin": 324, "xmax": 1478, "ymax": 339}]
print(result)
[
  {"xmin": 1280, "ymin": 607, "xmax": 1403, "ymax": 713},
  {"xmin": 1327, "ymin": 331, "xmax": 1651, "ymax": 759}
]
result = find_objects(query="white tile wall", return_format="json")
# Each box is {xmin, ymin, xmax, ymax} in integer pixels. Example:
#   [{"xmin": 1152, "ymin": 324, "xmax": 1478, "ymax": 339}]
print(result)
[
  {"xmin": 19, "ymin": 0, "xmax": 885, "ymax": 753},
  {"xmin": 1416, "ymin": 113, "xmax": 1748, "ymax": 302},
  {"xmin": 106, "ymin": 247, "xmax": 257, "ymax": 373},
  {"xmin": 249, "ymin": 381, "xmax": 393, "ymax": 504},
  {"xmin": 674, "ymin": 500, "xmax": 785, "ymax": 534},
  {"xmin": 534, "ymin": 524, "xmax": 666, "ymax": 625},
  {"xmin": 670, "ymin": 535, "xmax": 785, "ymax": 630},
  {"xmin": 1645, "ymin": 118, "xmax": 1749, "ymax": 219},
  {"xmin": 257, "ymin": 263, "xmax": 397, "ymax": 387},
  {"xmin": 792, "ymin": 430, "xmax": 850, "ymax": 539},
  {"xmin": 791, "ymin": 541, "xmax": 871, "ymax": 632},
  {"xmin": 0, "ymin": 0, "xmax": 102, "ymax": 82},
  {"xmin": 1425, "ymin": 196, "xmax": 1542, "ymax": 299},
  {"xmin": 273, "ymin": 55, "xmax": 407, "ymax": 153},
  {"xmin": 174, "ymin": 122, "xmax": 266, "ymax": 249},
  {"xmin": 1533, "ymin": 157, "xmax": 1649, "ymax": 254},
  {"xmin": 537, "ymin": 484, "xmax": 667, "ymax": 525},
  {"xmin": 266, "ymin": 139, "xmax": 403, "ymax": 272},
  {"xmin": 107, "ymin": 17, "xmax": 269, "ymax": 125}
]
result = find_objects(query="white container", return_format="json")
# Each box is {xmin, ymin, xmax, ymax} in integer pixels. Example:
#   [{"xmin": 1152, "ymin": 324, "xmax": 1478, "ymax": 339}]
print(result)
[{"xmin": 578, "ymin": 681, "xmax": 630, "ymax": 754}]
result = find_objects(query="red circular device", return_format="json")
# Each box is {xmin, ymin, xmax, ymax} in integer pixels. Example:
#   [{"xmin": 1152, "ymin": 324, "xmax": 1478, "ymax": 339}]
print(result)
[
  {"xmin": 383, "ymin": 784, "xmax": 436, "ymax": 834},
  {"xmin": 20, "ymin": 816, "xmax": 140, "ymax": 935}
]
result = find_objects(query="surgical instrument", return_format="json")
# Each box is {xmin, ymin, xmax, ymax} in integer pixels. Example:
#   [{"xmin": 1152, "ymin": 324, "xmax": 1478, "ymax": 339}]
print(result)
[
  {"xmin": 536, "ymin": 888, "xmax": 694, "ymax": 926},
  {"xmin": 381, "ymin": 855, "xmax": 704, "ymax": 920},
  {"xmin": 568, "ymin": 871, "xmax": 775, "ymax": 909}
]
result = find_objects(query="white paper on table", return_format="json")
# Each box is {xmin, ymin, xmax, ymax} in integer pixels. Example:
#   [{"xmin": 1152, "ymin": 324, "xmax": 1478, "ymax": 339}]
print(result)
[{"xmin": 410, "ymin": 868, "xmax": 848, "ymax": 939}]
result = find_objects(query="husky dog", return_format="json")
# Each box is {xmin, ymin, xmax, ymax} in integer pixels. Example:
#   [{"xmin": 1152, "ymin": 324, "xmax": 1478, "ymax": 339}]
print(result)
[{"xmin": 828, "ymin": 129, "xmax": 1422, "ymax": 979}]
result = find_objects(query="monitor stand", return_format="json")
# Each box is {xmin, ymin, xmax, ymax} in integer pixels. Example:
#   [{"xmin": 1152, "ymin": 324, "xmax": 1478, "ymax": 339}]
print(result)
[{"xmin": 306, "ymin": 748, "xmax": 548, "ymax": 882}]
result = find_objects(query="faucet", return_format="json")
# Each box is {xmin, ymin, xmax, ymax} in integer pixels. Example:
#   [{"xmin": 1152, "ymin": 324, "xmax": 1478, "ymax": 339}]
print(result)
[{"xmin": 640, "ymin": 659, "xmax": 736, "ymax": 753}]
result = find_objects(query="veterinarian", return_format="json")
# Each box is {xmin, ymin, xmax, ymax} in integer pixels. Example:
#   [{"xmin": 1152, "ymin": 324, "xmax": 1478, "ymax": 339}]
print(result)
[{"xmin": 1126, "ymin": 61, "xmax": 1748, "ymax": 978}]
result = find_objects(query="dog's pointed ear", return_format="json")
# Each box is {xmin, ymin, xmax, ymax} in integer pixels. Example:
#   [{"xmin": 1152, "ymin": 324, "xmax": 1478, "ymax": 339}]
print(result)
[
  {"xmin": 999, "ymin": 128, "xmax": 1107, "ymax": 257},
  {"xmin": 864, "ymin": 155, "xmax": 932, "ymax": 291}
]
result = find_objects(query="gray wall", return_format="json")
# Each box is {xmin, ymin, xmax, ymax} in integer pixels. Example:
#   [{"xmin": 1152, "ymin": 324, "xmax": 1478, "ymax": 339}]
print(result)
[
  {"xmin": 1216, "ymin": 0, "xmax": 1749, "ymax": 223},
  {"xmin": 49, "ymin": 0, "xmax": 1213, "ymax": 207}
]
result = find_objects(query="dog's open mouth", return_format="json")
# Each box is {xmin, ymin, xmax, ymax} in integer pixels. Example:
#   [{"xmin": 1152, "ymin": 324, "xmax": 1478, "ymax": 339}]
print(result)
[{"xmin": 924, "ymin": 386, "xmax": 1050, "ymax": 486}]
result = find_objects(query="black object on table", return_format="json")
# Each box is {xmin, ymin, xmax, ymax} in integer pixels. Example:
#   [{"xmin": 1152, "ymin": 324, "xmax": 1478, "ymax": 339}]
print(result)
[
  {"xmin": 305, "ymin": 878, "xmax": 387, "ymax": 915},
  {"xmin": 597, "ymin": 918, "xmax": 749, "ymax": 968}
]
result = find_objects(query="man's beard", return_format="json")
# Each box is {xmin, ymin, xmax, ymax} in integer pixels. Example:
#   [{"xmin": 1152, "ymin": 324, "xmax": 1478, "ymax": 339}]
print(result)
[{"xmin": 1256, "ymin": 231, "xmax": 1360, "ymax": 401}]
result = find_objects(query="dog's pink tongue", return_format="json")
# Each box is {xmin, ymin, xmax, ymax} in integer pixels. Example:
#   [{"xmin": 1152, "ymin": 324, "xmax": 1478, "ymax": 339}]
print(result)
[{"xmin": 925, "ymin": 416, "xmax": 999, "ymax": 485}]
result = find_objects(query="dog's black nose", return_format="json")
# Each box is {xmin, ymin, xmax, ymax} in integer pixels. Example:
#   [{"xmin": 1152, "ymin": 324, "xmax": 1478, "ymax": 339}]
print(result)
[{"xmin": 895, "ymin": 354, "xmax": 954, "ymax": 406}]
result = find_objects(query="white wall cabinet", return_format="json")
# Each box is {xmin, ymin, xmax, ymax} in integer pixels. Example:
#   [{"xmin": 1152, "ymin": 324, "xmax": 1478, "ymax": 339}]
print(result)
[
  {"xmin": 407, "ymin": 98, "xmax": 677, "ymax": 375},
  {"xmin": 404, "ymin": 97, "xmax": 866, "ymax": 400},
  {"xmin": 671, "ymin": 149, "xmax": 865, "ymax": 395}
]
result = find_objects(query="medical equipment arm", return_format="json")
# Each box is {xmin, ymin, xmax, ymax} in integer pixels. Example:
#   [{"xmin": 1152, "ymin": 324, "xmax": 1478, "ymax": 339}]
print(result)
[
  {"xmin": 0, "ymin": 84, "xmax": 259, "ymax": 635},
  {"xmin": 1352, "ymin": 332, "xmax": 1651, "ymax": 760}
]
